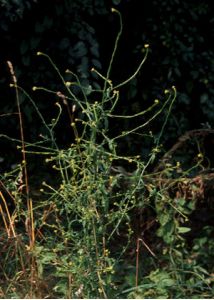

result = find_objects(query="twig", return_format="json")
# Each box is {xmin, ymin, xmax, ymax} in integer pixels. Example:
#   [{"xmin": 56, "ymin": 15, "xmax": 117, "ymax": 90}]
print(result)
[
  {"xmin": 135, "ymin": 237, "xmax": 156, "ymax": 287},
  {"xmin": 155, "ymin": 129, "xmax": 214, "ymax": 172}
]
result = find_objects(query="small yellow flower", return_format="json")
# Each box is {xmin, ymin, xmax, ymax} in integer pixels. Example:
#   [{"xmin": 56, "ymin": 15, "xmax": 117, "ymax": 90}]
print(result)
[
  {"xmin": 144, "ymin": 44, "xmax": 149, "ymax": 48},
  {"xmin": 176, "ymin": 161, "xmax": 181, "ymax": 167},
  {"xmin": 197, "ymin": 153, "xmax": 203, "ymax": 158},
  {"xmin": 154, "ymin": 99, "xmax": 159, "ymax": 104},
  {"xmin": 111, "ymin": 7, "xmax": 118, "ymax": 13},
  {"xmin": 65, "ymin": 81, "xmax": 72, "ymax": 87},
  {"xmin": 152, "ymin": 147, "xmax": 158, "ymax": 153},
  {"xmin": 104, "ymin": 249, "xmax": 109, "ymax": 256}
]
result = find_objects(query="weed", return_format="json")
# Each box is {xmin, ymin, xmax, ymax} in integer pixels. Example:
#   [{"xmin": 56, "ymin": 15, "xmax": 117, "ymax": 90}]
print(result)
[{"xmin": 0, "ymin": 9, "xmax": 213, "ymax": 299}]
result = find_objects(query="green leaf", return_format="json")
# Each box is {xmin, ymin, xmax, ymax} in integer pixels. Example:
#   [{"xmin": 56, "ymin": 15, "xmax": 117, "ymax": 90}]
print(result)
[
  {"xmin": 90, "ymin": 44, "xmax": 99, "ymax": 57},
  {"xmin": 83, "ymin": 84, "xmax": 92, "ymax": 96},
  {"xmin": 73, "ymin": 41, "xmax": 87, "ymax": 58},
  {"xmin": 92, "ymin": 58, "xmax": 102, "ymax": 69},
  {"xmin": 41, "ymin": 252, "xmax": 57, "ymax": 264},
  {"xmin": 160, "ymin": 278, "xmax": 175, "ymax": 287},
  {"xmin": 178, "ymin": 226, "xmax": 191, "ymax": 233},
  {"xmin": 159, "ymin": 213, "xmax": 170, "ymax": 226}
]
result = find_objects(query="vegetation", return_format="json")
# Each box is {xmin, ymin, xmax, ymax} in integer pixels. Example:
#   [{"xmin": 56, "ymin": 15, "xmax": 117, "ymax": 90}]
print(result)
[{"xmin": 0, "ymin": 1, "xmax": 214, "ymax": 299}]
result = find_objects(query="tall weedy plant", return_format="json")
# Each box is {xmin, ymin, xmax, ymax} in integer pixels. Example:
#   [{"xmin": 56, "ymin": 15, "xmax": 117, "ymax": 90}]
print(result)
[{"xmin": 0, "ymin": 8, "xmax": 178, "ymax": 298}]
